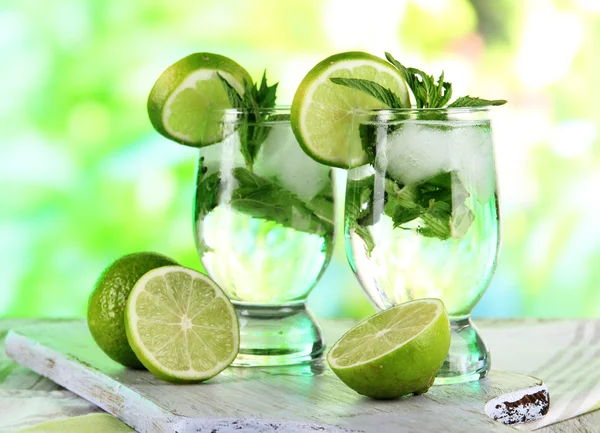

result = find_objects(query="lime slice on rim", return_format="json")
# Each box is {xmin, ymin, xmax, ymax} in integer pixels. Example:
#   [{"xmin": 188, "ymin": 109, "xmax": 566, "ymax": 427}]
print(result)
[
  {"xmin": 327, "ymin": 299, "xmax": 450, "ymax": 399},
  {"xmin": 125, "ymin": 266, "xmax": 239, "ymax": 383},
  {"xmin": 147, "ymin": 52, "xmax": 252, "ymax": 147},
  {"xmin": 291, "ymin": 51, "xmax": 410, "ymax": 168}
]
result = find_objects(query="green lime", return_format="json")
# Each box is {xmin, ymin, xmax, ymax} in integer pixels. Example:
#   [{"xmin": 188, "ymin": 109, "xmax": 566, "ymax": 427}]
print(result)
[
  {"xmin": 125, "ymin": 266, "xmax": 239, "ymax": 383},
  {"xmin": 87, "ymin": 252, "xmax": 178, "ymax": 369},
  {"xmin": 291, "ymin": 51, "xmax": 409, "ymax": 168},
  {"xmin": 327, "ymin": 299, "xmax": 451, "ymax": 399},
  {"xmin": 147, "ymin": 52, "xmax": 252, "ymax": 147}
]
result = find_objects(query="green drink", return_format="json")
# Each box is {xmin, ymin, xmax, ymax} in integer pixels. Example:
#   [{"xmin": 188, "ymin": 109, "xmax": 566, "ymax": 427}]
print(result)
[
  {"xmin": 145, "ymin": 54, "xmax": 336, "ymax": 367},
  {"xmin": 194, "ymin": 109, "xmax": 335, "ymax": 366},
  {"xmin": 344, "ymin": 109, "xmax": 501, "ymax": 384}
]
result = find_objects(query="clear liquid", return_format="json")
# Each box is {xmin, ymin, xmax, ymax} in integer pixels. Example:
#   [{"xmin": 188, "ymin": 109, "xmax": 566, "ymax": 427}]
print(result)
[{"xmin": 196, "ymin": 205, "xmax": 333, "ymax": 305}]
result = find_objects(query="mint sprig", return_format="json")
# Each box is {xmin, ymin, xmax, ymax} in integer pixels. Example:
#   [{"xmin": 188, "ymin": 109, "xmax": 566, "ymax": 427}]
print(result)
[
  {"xmin": 230, "ymin": 168, "xmax": 333, "ymax": 237},
  {"xmin": 195, "ymin": 161, "xmax": 334, "ymax": 238},
  {"xmin": 346, "ymin": 171, "xmax": 475, "ymax": 254},
  {"xmin": 329, "ymin": 51, "xmax": 506, "ymax": 110},
  {"xmin": 218, "ymin": 71, "xmax": 278, "ymax": 169},
  {"xmin": 385, "ymin": 52, "xmax": 452, "ymax": 109}
]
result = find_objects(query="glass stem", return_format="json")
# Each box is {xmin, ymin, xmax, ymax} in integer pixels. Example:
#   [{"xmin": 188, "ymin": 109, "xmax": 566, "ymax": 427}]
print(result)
[{"xmin": 435, "ymin": 317, "xmax": 490, "ymax": 385}]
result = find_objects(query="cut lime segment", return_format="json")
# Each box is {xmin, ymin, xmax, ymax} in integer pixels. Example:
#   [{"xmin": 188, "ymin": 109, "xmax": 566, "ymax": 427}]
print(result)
[
  {"xmin": 125, "ymin": 266, "xmax": 239, "ymax": 383},
  {"xmin": 291, "ymin": 52, "xmax": 409, "ymax": 168},
  {"xmin": 147, "ymin": 52, "xmax": 252, "ymax": 147},
  {"xmin": 327, "ymin": 299, "xmax": 450, "ymax": 399}
]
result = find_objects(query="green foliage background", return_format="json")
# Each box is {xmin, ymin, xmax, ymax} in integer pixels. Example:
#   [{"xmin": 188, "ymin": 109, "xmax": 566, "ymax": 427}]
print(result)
[{"xmin": 1, "ymin": 0, "xmax": 599, "ymax": 318}]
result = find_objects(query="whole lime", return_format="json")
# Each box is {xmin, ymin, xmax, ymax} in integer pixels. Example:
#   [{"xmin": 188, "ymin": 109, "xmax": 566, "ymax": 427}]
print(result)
[{"xmin": 88, "ymin": 252, "xmax": 178, "ymax": 368}]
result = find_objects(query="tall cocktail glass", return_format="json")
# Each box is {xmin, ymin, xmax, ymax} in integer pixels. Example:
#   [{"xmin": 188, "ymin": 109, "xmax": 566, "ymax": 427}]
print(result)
[{"xmin": 194, "ymin": 107, "xmax": 335, "ymax": 366}]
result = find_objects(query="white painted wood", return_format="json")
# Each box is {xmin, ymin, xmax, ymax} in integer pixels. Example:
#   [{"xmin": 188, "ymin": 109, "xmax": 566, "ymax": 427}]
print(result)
[
  {"xmin": 4, "ymin": 321, "xmax": 550, "ymax": 433},
  {"xmin": 6, "ymin": 319, "xmax": 600, "ymax": 432}
]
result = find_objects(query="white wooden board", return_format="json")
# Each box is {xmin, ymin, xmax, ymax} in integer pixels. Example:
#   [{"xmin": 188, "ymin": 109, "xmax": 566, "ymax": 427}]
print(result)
[{"xmin": 5, "ymin": 321, "xmax": 549, "ymax": 433}]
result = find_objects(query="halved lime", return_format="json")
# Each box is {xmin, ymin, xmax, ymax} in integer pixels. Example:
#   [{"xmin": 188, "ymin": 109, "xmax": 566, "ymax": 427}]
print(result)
[
  {"xmin": 327, "ymin": 299, "xmax": 450, "ymax": 399},
  {"xmin": 125, "ymin": 266, "xmax": 239, "ymax": 383},
  {"xmin": 147, "ymin": 52, "xmax": 252, "ymax": 147},
  {"xmin": 291, "ymin": 51, "xmax": 410, "ymax": 168}
]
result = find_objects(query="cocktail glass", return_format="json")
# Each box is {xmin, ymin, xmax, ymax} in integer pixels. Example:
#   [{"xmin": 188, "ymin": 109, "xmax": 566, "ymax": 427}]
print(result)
[
  {"xmin": 194, "ymin": 107, "xmax": 335, "ymax": 366},
  {"xmin": 344, "ymin": 108, "xmax": 500, "ymax": 384}
]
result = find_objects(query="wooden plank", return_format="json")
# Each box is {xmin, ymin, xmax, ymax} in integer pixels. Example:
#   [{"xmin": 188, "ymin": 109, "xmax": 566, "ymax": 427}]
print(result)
[{"xmin": 4, "ymin": 321, "xmax": 549, "ymax": 433}]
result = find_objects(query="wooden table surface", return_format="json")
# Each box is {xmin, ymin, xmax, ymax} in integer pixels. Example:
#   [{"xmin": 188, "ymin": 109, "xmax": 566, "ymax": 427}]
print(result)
[{"xmin": 2, "ymin": 318, "xmax": 600, "ymax": 432}]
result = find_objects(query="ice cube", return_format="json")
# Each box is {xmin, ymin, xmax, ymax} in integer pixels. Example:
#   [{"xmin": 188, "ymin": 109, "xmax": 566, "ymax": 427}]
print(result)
[
  {"xmin": 449, "ymin": 124, "xmax": 496, "ymax": 203},
  {"xmin": 384, "ymin": 123, "xmax": 451, "ymax": 185},
  {"xmin": 254, "ymin": 123, "xmax": 331, "ymax": 201},
  {"xmin": 199, "ymin": 127, "xmax": 246, "ymax": 175}
]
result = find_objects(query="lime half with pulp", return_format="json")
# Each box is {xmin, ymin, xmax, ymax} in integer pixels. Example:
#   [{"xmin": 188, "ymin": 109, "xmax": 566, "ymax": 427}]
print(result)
[
  {"xmin": 147, "ymin": 52, "xmax": 252, "ymax": 147},
  {"xmin": 327, "ymin": 298, "xmax": 451, "ymax": 399},
  {"xmin": 291, "ymin": 51, "xmax": 409, "ymax": 168},
  {"xmin": 125, "ymin": 266, "xmax": 239, "ymax": 383}
]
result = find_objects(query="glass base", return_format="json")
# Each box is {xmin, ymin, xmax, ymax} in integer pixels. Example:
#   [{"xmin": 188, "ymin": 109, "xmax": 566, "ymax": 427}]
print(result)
[
  {"xmin": 434, "ymin": 317, "xmax": 490, "ymax": 385},
  {"xmin": 231, "ymin": 302, "xmax": 324, "ymax": 367}
]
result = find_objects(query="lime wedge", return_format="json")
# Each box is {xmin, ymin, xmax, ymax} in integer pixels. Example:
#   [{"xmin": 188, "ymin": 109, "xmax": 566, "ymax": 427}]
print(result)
[
  {"xmin": 147, "ymin": 52, "xmax": 252, "ymax": 147},
  {"xmin": 291, "ymin": 51, "xmax": 409, "ymax": 168},
  {"xmin": 327, "ymin": 299, "xmax": 450, "ymax": 399},
  {"xmin": 125, "ymin": 266, "xmax": 239, "ymax": 383}
]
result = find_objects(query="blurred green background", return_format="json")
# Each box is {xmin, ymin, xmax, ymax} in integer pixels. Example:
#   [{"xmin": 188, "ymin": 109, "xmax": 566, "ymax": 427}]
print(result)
[{"xmin": 1, "ymin": 0, "xmax": 599, "ymax": 319}]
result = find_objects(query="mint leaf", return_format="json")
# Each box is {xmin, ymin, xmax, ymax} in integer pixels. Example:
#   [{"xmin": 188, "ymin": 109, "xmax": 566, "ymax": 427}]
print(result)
[
  {"xmin": 248, "ymin": 70, "xmax": 278, "ymax": 110},
  {"xmin": 330, "ymin": 77, "xmax": 405, "ymax": 108},
  {"xmin": 219, "ymin": 70, "xmax": 279, "ymax": 170},
  {"xmin": 448, "ymin": 96, "xmax": 507, "ymax": 108},
  {"xmin": 419, "ymin": 200, "xmax": 452, "ymax": 239},
  {"xmin": 194, "ymin": 157, "xmax": 221, "ymax": 217},
  {"xmin": 435, "ymin": 71, "xmax": 453, "ymax": 107},
  {"xmin": 217, "ymin": 73, "xmax": 244, "ymax": 109},
  {"xmin": 384, "ymin": 179, "xmax": 421, "ymax": 211},
  {"xmin": 239, "ymin": 72, "xmax": 278, "ymax": 169},
  {"xmin": 358, "ymin": 124, "xmax": 377, "ymax": 163},
  {"xmin": 382, "ymin": 171, "xmax": 474, "ymax": 241},
  {"xmin": 391, "ymin": 206, "xmax": 423, "ymax": 227},
  {"xmin": 354, "ymin": 224, "xmax": 375, "ymax": 255},
  {"xmin": 417, "ymin": 172, "xmax": 452, "ymax": 207},
  {"xmin": 346, "ymin": 175, "xmax": 376, "ymax": 255},
  {"xmin": 230, "ymin": 168, "xmax": 332, "ymax": 237},
  {"xmin": 384, "ymin": 52, "xmax": 452, "ymax": 109},
  {"xmin": 306, "ymin": 181, "xmax": 335, "ymax": 226}
]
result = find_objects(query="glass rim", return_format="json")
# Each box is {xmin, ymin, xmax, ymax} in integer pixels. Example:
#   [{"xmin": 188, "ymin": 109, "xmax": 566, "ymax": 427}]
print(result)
[
  {"xmin": 209, "ymin": 105, "xmax": 291, "ymax": 115},
  {"xmin": 352, "ymin": 106, "xmax": 491, "ymax": 115}
]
